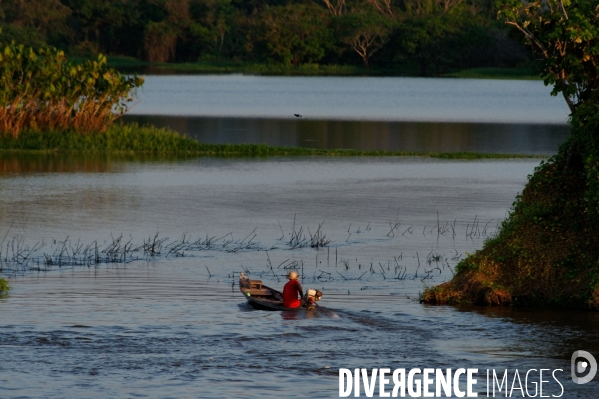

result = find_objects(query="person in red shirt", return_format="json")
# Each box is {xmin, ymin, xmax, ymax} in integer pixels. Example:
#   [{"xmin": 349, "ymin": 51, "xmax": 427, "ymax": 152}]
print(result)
[{"xmin": 282, "ymin": 270, "xmax": 303, "ymax": 308}]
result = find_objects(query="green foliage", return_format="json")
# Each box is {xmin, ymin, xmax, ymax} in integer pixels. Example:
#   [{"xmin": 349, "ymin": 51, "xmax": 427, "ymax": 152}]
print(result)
[
  {"xmin": 0, "ymin": 42, "xmax": 143, "ymax": 136},
  {"xmin": 334, "ymin": 9, "xmax": 395, "ymax": 68},
  {"xmin": 0, "ymin": 0, "xmax": 527, "ymax": 74},
  {"xmin": 497, "ymin": 0, "xmax": 599, "ymax": 112},
  {"xmin": 392, "ymin": 6, "xmax": 521, "ymax": 75},
  {"xmin": 247, "ymin": 4, "xmax": 333, "ymax": 65},
  {"xmin": 423, "ymin": 0, "xmax": 599, "ymax": 309},
  {"xmin": 0, "ymin": 0, "xmax": 71, "ymax": 47},
  {"xmin": 498, "ymin": 0, "xmax": 599, "ymax": 220},
  {"xmin": 0, "ymin": 278, "xmax": 10, "ymax": 294},
  {"xmin": 0, "ymin": 122, "xmax": 544, "ymax": 158}
]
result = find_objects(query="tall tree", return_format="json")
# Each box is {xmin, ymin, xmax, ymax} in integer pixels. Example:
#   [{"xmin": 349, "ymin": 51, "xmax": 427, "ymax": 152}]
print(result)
[
  {"xmin": 335, "ymin": 9, "xmax": 394, "ymax": 68},
  {"xmin": 247, "ymin": 3, "xmax": 332, "ymax": 65},
  {"xmin": 322, "ymin": 0, "xmax": 346, "ymax": 15},
  {"xmin": 189, "ymin": 0, "xmax": 237, "ymax": 58},
  {"xmin": 423, "ymin": 0, "xmax": 599, "ymax": 309},
  {"xmin": 498, "ymin": 0, "xmax": 599, "ymax": 113}
]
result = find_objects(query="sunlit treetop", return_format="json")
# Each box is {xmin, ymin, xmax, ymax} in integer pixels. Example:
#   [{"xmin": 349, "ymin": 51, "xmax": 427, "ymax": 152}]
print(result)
[{"xmin": 497, "ymin": 0, "xmax": 599, "ymax": 112}]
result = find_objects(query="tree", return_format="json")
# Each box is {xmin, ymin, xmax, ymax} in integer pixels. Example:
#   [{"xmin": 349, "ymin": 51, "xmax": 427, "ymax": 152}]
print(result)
[
  {"xmin": 401, "ymin": 0, "xmax": 467, "ymax": 15},
  {"xmin": 422, "ymin": 0, "xmax": 599, "ymax": 309},
  {"xmin": 0, "ymin": 0, "xmax": 71, "ymax": 47},
  {"xmin": 497, "ymin": 0, "xmax": 599, "ymax": 113},
  {"xmin": 189, "ymin": 0, "xmax": 238, "ymax": 59},
  {"xmin": 247, "ymin": 4, "xmax": 332, "ymax": 65},
  {"xmin": 396, "ymin": 10, "xmax": 471, "ymax": 75},
  {"xmin": 322, "ymin": 0, "xmax": 347, "ymax": 15},
  {"xmin": 141, "ymin": 0, "xmax": 192, "ymax": 62},
  {"xmin": 335, "ymin": 10, "xmax": 394, "ymax": 68},
  {"xmin": 62, "ymin": 0, "xmax": 144, "ymax": 57}
]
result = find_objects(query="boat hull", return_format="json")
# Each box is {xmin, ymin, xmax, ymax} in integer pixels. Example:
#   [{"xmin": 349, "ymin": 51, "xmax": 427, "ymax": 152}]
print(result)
[{"xmin": 239, "ymin": 274, "xmax": 313, "ymax": 311}]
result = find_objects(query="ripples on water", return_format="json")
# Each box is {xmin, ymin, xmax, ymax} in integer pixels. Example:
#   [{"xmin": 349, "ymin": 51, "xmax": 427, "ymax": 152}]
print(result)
[
  {"xmin": 1, "ymin": 156, "xmax": 598, "ymax": 398},
  {"xmin": 0, "ymin": 76, "xmax": 589, "ymax": 398}
]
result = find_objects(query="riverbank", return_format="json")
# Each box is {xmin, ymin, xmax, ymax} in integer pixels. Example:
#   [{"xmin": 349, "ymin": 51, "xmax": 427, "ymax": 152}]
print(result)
[
  {"xmin": 422, "ymin": 109, "xmax": 599, "ymax": 310},
  {"xmin": 94, "ymin": 56, "xmax": 540, "ymax": 79},
  {"xmin": 0, "ymin": 123, "xmax": 545, "ymax": 159},
  {"xmin": 421, "ymin": 149, "xmax": 599, "ymax": 309}
]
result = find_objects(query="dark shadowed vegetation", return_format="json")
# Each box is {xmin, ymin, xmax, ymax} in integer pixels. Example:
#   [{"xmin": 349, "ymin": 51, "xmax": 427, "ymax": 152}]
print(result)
[
  {"xmin": 423, "ymin": 0, "xmax": 599, "ymax": 310},
  {"xmin": 0, "ymin": 0, "xmax": 532, "ymax": 76},
  {"xmin": 0, "ymin": 39, "xmax": 542, "ymax": 157},
  {"xmin": 0, "ymin": 122, "xmax": 544, "ymax": 158}
]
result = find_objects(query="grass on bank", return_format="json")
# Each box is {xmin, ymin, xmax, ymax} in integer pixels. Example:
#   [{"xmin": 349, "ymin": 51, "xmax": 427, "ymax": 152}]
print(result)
[
  {"xmin": 95, "ymin": 56, "xmax": 540, "ymax": 79},
  {"xmin": 0, "ymin": 123, "xmax": 544, "ymax": 159}
]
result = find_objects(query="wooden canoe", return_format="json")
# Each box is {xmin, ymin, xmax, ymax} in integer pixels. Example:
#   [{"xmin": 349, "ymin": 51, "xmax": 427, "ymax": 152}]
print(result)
[{"xmin": 239, "ymin": 273, "xmax": 311, "ymax": 311}]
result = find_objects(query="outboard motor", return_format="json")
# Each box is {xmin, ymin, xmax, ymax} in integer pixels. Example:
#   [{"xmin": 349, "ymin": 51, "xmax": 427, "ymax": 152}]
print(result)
[{"xmin": 305, "ymin": 288, "xmax": 323, "ymax": 309}]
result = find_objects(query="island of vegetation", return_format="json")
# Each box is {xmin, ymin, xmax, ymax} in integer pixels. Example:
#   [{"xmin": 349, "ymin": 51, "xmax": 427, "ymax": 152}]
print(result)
[
  {"xmin": 423, "ymin": 0, "xmax": 599, "ymax": 309},
  {"xmin": 0, "ymin": 0, "xmax": 535, "ymax": 77}
]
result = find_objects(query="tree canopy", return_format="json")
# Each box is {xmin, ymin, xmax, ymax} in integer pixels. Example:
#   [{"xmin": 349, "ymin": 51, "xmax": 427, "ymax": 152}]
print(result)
[
  {"xmin": 423, "ymin": 0, "xmax": 599, "ymax": 310},
  {"xmin": 0, "ymin": 0, "xmax": 531, "ymax": 74},
  {"xmin": 498, "ymin": 0, "xmax": 599, "ymax": 112}
]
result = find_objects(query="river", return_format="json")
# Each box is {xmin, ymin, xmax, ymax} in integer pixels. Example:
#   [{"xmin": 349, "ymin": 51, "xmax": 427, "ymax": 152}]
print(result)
[
  {"xmin": 1, "ymin": 76, "xmax": 597, "ymax": 398},
  {"xmin": 122, "ymin": 75, "xmax": 571, "ymax": 155}
]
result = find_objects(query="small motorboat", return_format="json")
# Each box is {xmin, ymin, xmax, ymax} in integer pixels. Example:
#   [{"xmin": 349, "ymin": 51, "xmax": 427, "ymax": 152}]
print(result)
[{"xmin": 239, "ymin": 272, "xmax": 322, "ymax": 311}]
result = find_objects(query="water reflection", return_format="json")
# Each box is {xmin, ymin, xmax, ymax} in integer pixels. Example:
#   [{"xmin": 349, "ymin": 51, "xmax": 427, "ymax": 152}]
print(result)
[
  {"xmin": 123, "ymin": 115, "xmax": 570, "ymax": 155},
  {"xmin": 0, "ymin": 153, "xmax": 202, "ymax": 175},
  {"xmin": 461, "ymin": 306, "xmax": 599, "ymax": 357},
  {"xmin": 0, "ymin": 154, "xmax": 116, "ymax": 175}
]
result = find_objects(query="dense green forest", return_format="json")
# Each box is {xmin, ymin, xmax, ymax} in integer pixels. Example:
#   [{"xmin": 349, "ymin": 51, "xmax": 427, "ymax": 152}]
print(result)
[{"xmin": 0, "ymin": 0, "xmax": 531, "ymax": 74}]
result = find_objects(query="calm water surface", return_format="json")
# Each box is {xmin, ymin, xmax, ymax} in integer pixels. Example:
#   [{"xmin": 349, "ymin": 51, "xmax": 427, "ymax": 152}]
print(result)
[
  {"xmin": 122, "ymin": 116, "xmax": 570, "ymax": 155},
  {"xmin": 1, "ymin": 156, "xmax": 598, "ymax": 398},
  {"xmin": 129, "ymin": 76, "xmax": 569, "ymax": 123},
  {"xmin": 123, "ymin": 76, "xmax": 571, "ymax": 154},
  {"xmin": 0, "ymin": 76, "xmax": 591, "ymax": 398}
]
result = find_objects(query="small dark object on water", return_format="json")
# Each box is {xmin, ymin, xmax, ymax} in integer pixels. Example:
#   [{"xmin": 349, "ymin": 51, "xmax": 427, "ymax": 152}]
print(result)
[{"xmin": 294, "ymin": 114, "xmax": 302, "ymax": 118}]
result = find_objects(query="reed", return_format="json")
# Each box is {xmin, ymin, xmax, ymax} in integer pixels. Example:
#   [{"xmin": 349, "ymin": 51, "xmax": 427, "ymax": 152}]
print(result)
[{"xmin": 1, "ymin": 213, "xmax": 502, "ymax": 291}]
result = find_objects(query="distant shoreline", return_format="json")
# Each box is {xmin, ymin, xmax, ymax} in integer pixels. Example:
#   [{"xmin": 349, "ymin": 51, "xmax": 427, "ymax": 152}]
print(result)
[
  {"xmin": 84, "ymin": 57, "xmax": 541, "ymax": 80},
  {"xmin": 0, "ymin": 123, "xmax": 546, "ymax": 159}
]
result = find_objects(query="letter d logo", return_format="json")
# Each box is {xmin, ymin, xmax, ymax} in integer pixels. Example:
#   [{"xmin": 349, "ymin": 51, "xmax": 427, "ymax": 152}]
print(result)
[{"xmin": 571, "ymin": 350, "xmax": 597, "ymax": 384}]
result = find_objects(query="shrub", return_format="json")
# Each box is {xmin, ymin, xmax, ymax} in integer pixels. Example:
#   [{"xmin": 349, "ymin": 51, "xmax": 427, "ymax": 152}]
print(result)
[{"xmin": 0, "ymin": 42, "xmax": 143, "ymax": 137}]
